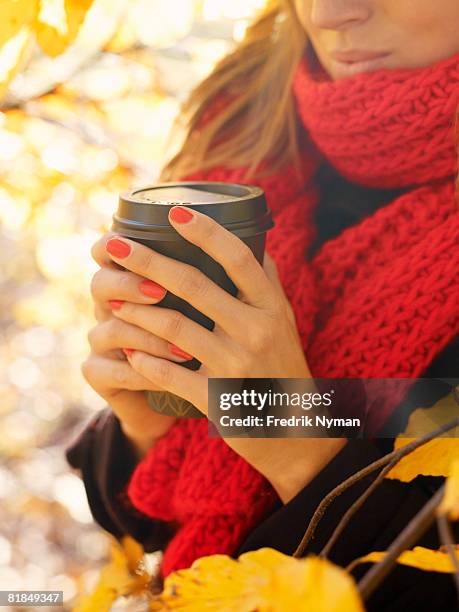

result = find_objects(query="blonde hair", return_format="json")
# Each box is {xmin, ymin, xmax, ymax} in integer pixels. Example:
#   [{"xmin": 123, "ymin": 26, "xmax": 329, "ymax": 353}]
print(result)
[
  {"xmin": 160, "ymin": 0, "xmax": 306, "ymax": 183},
  {"xmin": 160, "ymin": 0, "xmax": 459, "ymax": 204}
]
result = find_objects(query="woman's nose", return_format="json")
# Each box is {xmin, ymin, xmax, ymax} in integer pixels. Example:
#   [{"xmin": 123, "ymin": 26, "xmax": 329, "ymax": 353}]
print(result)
[{"xmin": 310, "ymin": 0, "xmax": 372, "ymax": 30}]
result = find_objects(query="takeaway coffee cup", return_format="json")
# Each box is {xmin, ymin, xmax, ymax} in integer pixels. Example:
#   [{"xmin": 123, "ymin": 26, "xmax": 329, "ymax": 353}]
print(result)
[{"xmin": 112, "ymin": 182, "xmax": 274, "ymax": 418}]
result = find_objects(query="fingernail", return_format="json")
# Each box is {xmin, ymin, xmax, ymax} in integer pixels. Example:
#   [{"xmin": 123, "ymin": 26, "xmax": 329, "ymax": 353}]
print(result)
[
  {"xmin": 123, "ymin": 348, "xmax": 135, "ymax": 358},
  {"xmin": 108, "ymin": 299, "xmax": 124, "ymax": 310},
  {"xmin": 169, "ymin": 344, "xmax": 193, "ymax": 360},
  {"xmin": 139, "ymin": 279, "xmax": 167, "ymax": 299},
  {"xmin": 106, "ymin": 237, "xmax": 131, "ymax": 258},
  {"xmin": 169, "ymin": 206, "xmax": 194, "ymax": 224}
]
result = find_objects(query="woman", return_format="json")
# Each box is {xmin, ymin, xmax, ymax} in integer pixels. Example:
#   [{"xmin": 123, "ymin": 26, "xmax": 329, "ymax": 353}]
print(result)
[{"xmin": 66, "ymin": 1, "xmax": 459, "ymax": 609}]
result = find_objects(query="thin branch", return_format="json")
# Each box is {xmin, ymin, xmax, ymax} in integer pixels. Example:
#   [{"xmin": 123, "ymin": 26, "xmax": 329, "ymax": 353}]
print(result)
[
  {"xmin": 437, "ymin": 514, "xmax": 459, "ymax": 600},
  {"xmin": 293, "ymin": 417, "xmax": 459, "ymax": 558},
  {"xmin": 320, "ymin": 456, "xmax": 400, "ymax": 558},
  {"xmin": 358, "ymin": 486, "xmax": 444, "ymax": 601}
]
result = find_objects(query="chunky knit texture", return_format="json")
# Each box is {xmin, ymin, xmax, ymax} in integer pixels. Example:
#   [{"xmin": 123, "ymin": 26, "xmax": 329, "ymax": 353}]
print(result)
[{"xmin": 127, "ymin": 51, "xmax": 459, "ymax": 577}]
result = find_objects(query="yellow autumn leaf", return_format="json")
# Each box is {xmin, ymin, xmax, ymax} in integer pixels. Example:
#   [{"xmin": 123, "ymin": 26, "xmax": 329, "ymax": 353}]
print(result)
[
  {"xmin": 152, "ymin": 548, "xmax": 364, "ymax": 612},
  {"xmin": 438, "ymin": 459, "xmax": 459, "ymax": 520},
  {"xmin": 35, "ymin": 0, "xmax": 95, "ymax": 57},
  {"xmin": 400, "ymin": 392, "xmax": 459, "ymax": 439},
  {"xmin": 257, "ymin": 552, "xmax": 364, "ymax": 612},
  {"xmin": 152, "ymin": 554, "xmax": 260, "ymax": 612},
  {"xmin": 386, "ymin": 395, "xmax": 459, "ymax": 482},
  {"xmin": 0, "ymin": 0, "xmax": 38, "ymax": 49},
  {"xmin": 386, "ymin": 438, "xmax": 459, "ymax": 482},
  {"xmin": 350, "ymin": 546, "xmax": 459, "ymax": 574},
  {"xmin": 72, "ymin": 535, "xmax": 151, "ymax": 612}
]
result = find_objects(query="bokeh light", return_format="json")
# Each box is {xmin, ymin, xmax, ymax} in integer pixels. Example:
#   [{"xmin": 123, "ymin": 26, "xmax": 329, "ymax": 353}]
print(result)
[{"xmin": 0, "ymin": 1, "xmax": 265, "ymax": 609}]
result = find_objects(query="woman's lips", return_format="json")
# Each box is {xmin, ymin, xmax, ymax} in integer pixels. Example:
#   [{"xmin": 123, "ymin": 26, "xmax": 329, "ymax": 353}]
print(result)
[{"xmin": 329, "ymin": 50, "xmax": 392, "ymax": 78}]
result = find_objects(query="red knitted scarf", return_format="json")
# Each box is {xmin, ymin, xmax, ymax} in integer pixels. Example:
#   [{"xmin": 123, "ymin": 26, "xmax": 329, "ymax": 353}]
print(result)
[{"xmin": 127, "ymin": 51, "xmax": 459, "ymax": 577}]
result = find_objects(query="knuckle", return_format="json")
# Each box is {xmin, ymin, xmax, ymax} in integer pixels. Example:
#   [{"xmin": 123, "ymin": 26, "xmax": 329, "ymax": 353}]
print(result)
[
  {"xmin": 201, "ymin": 218, "xmax": 219, "ymax": 242},
  {"xmin": 247, "ymin": 323, "xmax": 274, "ymax": 354},
  {"xmin": 145, "ymin": 332, "xmax": 161, "ymax": 355},
  {"xmin": 113, "ymin": 364, "xmax": 130, "ymax": 388},
  {"xmin": 106, "ymin": 317, "xmax": 123, "ymax": 344},
  {"xmin": 176, "ymin": 267, "xmax": 208, "ymax": 300},
  {"xmin": 153, "ymin": 358, "xmax": 172, "ymax": 387},
  {"xmin": 161, "ymin": 310, "xmax": 184, "ymax": 341},
  {"xmin": 81, "ymin": 358, "xmax": 94, "ymax": 384},
  {"xmin": 231, "ymin": 352, "xmax": 252, "ymax": 378},
  {"xmin": 91, "ymin": 234, "xmax": 110, "ymax": 265},
  {"xmin": 89, "ymin": 270, "xmax": 103, "ymax": 300},
  {"xmin": 88, "ymin": 319, "xmax": 125, "ymax": 352},
  {"xmin": 86, "ymin": 325, "xmax": 98, "ymax": 349},
  {"xmin": 136, "ymin": 248, "xmax": 155, "ymax": 276},
  {"xmin": 230, "ymin": 242, "xmax": 253, "ymax": 273},
  {"xmin": 94, "ymin": 303, "xmax": 107, "ymax": 322},
  {"xmin": 90, "ymin": 239, "xmax": 102, "ymax": 264},
  {"xmin": 117, "ymin": 272, "xmax": 133, "ymax": 295}
]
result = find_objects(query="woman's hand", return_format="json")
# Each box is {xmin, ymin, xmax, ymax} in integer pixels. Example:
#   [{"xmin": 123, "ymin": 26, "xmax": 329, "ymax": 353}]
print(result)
[
  {"xmin": 103, "ymin": 207, "xmax": 311, "ymax": 400},
  {"xmin": 102, "ymin": 206, "xmax": 346, "ymax": 502},
  {"xmin": 82, "ymin": 232, "xmax": 193, "ymax": 458}
]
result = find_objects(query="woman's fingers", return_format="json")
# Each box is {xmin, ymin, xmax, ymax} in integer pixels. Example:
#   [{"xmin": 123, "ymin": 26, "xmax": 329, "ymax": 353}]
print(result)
[
  {"xmin": 109, "ymin": 302, "xmax": 224, "ymax": 367},
  {"xmin": 91, "ymin": 232, "xmax": 122, "ymax": 269},
  {"xmin": 80, "ymin": 354, "xmax": 178, "ymax": 441},
  {"xmin": 104, "ymin": 235, "xmax": 254, "ymax": 334},
  {"xmin": 81, "ymin": 354, "xmax": 163, "ymax": 393},
  {"xmin": 126, "ymin": 350, "xmax": 208, "ymax": 414},
  {"xmin": 167, "ymin": 206, "xmax": 275, "ymax": 308},
  {"xmin": 94, "ymin": 302, "xmax": 110, "ymax": 323},
  {"xmin": 90, "ymin": 267, "xmax": 167, "ymax": 307},
  {"xmin": 87, "ymin": 317, "xmax": 193, "ymax": 363}
]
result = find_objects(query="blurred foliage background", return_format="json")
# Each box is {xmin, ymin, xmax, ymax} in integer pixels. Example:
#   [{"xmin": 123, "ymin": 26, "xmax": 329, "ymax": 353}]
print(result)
[{"xmin": 0, "ymin": 1, "xmax": 264, "ymax": 609}]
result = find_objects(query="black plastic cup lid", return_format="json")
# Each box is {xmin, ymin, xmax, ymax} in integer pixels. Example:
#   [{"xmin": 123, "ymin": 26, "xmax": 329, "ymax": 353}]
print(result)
[
  {"xmin": 113, "ymin": 181, "xmax": 274, "ymax": 239},
  {"xmin": 135, "ymin": 185, "xmax": 236, "ymax": 204}
]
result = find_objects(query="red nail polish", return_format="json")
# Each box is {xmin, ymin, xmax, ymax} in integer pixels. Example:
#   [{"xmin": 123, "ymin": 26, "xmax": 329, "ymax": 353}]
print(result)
[
  {"xmin": 123, "ymin": 348, "xmax": 135, "ymax": 358},
  {"xmin": 169, "ymin": 206, "xmax": 194, "ymax": 224},
  {"xmin": 139, "ymin": 279, "xmax": 167, "ymax": 299},
  {"xmin": 108, "ymin": 300, "xmax": 124, "ymax": 310},
  {"xmin": 169, "ymin": 344, "xmax": 193, "ymax": 360},
  {"xmin": 106, "ymin": 238, "xmax": 131, "ymax": 258}
]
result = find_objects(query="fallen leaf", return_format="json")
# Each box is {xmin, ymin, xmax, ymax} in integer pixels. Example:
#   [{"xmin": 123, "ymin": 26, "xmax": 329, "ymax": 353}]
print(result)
[
  {"xmin": 72, "ymin": 535, "xmax": 151, "ymax": 612},
  {"xmin": 350, "ymin": 546, "xmax": 459, "ymax": 574},
  {"xmin": 153, "ymin": 548, "xmax": 364, "ymax": 612},
  {"xmin": 400, "ymin": 393, "xmax": 459, "ymax": 439},
  {"xmin": 386, "ymin": 394, "xmax": 459, "ymax": 482},
  {"xmin": 386, "ymin": 438, "xmax": 459, "ymax": 482}
]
